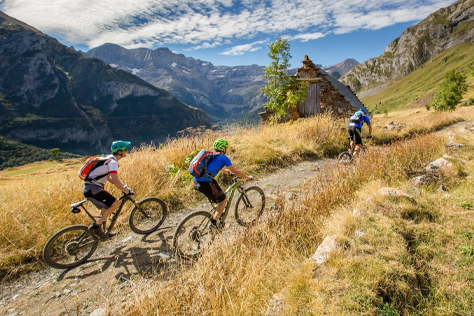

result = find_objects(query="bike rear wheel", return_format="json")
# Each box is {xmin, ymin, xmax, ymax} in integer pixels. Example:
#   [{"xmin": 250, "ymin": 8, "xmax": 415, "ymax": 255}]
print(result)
[
  {"xmin": 43, "ymin": 225, "xmax": 98, "ymax": 269},
  {"xmin": 173, "ymin": 211, "xmax": 213, "ymax": 260},
  {"xmin": 129, "ymin": 197, "xmax": 167, "ymax": 234},
  {"xmin": 234, "ymin": 186, "xmax": 265, "ymax": 227},
  {"xmin": 338, "ymin": 151, "xmax": 353, "ymax": 162}
]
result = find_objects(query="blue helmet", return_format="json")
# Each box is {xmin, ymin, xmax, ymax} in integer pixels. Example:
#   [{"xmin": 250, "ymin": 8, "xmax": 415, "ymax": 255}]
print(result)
[
  {"xmin": 111, "ymin": 140, "xmax": 131, "ymax": 153},
  {"xmin": 360, "ymin": 108, "xmax": 368, "ymax": 114}
]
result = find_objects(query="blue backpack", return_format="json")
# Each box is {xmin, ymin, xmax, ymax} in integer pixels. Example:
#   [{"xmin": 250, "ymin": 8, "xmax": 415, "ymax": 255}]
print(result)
[
  {"xmin": 349, "ymin": 110, "xmax": 364, "ymax": 124},
  {"xmin": 188, "ymin": 150, "xmax": 220, "ymax": 180}
]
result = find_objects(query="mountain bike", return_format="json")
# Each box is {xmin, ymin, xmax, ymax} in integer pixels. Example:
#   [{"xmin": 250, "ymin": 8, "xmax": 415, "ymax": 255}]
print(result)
[
  {"xmin": 338, "ymin": 136, "xmax": 372, "ymax": 162},
  {"xmin": 172, "ymin": 174, "xmax": 265, "ymax": 260},
  {"xmin": 43, "ymin": 188, "xmax": 167, "ymax": 269}
]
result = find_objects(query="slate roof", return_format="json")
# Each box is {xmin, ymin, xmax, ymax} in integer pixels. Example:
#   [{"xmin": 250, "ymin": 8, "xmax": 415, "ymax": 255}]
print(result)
[{"xmin": 320, "ymin": 69, "xmax": 364, "ymax": 110}]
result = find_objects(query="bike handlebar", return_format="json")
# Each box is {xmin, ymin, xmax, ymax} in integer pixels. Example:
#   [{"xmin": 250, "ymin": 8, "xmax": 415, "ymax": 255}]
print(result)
[{"xmin": 227, "ymin": 172, "xmax": 252, "ymax": 182}]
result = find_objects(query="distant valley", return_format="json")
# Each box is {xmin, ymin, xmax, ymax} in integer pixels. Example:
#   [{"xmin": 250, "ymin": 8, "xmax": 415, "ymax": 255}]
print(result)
[{"xmin": 0, "ymin": 11, "xmax": 210, "ymax": 160}]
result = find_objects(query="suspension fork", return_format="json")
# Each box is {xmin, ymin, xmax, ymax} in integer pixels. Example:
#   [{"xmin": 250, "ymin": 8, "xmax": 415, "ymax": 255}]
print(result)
[{"xmin": 237, "ymin": 185, "xmax": 253, "ymax": 208}]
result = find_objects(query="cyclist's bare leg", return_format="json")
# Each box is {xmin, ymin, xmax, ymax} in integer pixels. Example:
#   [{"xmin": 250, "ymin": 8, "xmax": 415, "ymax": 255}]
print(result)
[
  {"xmin": 96, "ymin": 199, "xmax": 120, "ymax": 225},
  {"xmin": 213, "ymin": 196, "xmax": 227, "ymax": 221},
  {"xmin": 353, "ymin": 144, "xmax": 361, "ymax": 158}
]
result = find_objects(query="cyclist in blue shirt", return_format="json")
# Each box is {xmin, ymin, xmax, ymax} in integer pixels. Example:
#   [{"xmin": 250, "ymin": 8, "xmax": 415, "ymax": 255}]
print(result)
[
  {"xmin": 347, "ymin": 108, "xmax": 372, "ymax": 158},
  {"xmin": 193, "ymin": 139, "xmax": 253, "ymax": 230}
]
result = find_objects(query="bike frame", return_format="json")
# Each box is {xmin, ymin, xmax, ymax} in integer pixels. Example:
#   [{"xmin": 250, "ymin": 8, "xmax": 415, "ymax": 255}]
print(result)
[
  {"xmin": 345, "ymin": 136, "xmax": 370, "ymax": 157},
  {"xmin": 208, "ymin": 177, "xmax": 246, "ymax": 222},
  {"xmin": 71, "ymin": 194, "xmax": 141, "ymax": 234},
  {"xmin": 183, "ymin": 177, "xmax": 247, "ymax": 234}
]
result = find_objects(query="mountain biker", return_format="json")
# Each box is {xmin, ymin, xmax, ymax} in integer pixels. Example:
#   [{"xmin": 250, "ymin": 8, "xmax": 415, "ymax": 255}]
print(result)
[
  {"xmin": 84, "ymin": 140, "xmax": 133, "ymax": 239},
  {"xmin": 347, "ymin": 108, "xmax": 372, "ymax": 158},
  {"xmin": 193, "ymin": 139, "xmax": 253, "ymax": 231}
]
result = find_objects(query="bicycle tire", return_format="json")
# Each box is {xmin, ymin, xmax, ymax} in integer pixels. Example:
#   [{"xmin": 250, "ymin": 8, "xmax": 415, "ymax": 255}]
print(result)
[
  {"xmin": 338, "ymin": 151, "xmax": 353, "ymax": 162},
  {"xmin": 234, "ymin": 186, "xmax": 265, "ymax": 227},
  {"xmin": 43, "ymin": 225, "xmax": 98, "ymax": 269},
  {"xmin": 129, "ymin": 197, "xmax": 168, "ymax": 235},
  {"xmin": 173, "ymin": 211, "xmax": 213, "ymax": 260}
]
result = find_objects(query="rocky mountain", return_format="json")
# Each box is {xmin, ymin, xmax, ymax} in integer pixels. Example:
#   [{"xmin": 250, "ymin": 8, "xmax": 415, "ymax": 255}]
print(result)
[
  {"xmin": 0, "ymin": 12, "xmax": 210, "ymax": 156},
  {"xmin": 323, "ymin": 59, "xmax": 360, "ymax": 79},
  {"xmin": 85, "ymin": 44, "xmax": 267, "ymax": 120},
  {"xmin": 341, "ymin": 0, "xmax": 474, "ymax": 93}
]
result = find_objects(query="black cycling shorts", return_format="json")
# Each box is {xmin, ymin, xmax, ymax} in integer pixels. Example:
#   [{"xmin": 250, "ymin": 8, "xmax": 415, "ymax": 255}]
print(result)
[
  {"xmin": 193, "ymin": 179, "xmax": 226, "ymax": 203},
  {"xmin": 84, "ymin": 189, "xmax": 117, "ymax": 209},
  {"xmin": 348, "ymin": 126, "xmax": 362, "ymax": 145}
]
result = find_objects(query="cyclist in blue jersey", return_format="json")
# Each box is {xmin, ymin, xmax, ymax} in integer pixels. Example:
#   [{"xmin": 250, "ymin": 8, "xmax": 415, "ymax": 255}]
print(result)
[
  {"xmin": 193, "ymin": 139, "xmax": 253, "ymax": 230},
  {"xmin": 347, "ymin": 108, "xmax": 372, "ymax": 158}
]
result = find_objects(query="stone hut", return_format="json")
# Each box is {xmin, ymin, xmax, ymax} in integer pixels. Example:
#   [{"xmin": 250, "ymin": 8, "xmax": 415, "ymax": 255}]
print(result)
[{"xmin": 260, "ymin": 55, "xmax": 363, "ymax": 123}]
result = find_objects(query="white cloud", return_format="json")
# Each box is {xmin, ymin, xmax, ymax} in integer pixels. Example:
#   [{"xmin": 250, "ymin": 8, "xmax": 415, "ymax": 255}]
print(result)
[
  {"xmin": 220, "ymin": 39, "xmax": 269, "ymax": 56},
  {"xmin": 0, "ymin": 0, "xmax": 457, "ymax": 52},
  {"xmin": 288, "ymin": 32, "xmax": 326, "ymax": 42}
]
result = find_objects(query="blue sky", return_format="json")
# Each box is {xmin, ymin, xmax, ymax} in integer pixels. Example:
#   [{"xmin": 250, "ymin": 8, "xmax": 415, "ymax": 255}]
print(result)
[{"xmin": 0, "ymin": 0, "xmax": 457, "ymax": 67}]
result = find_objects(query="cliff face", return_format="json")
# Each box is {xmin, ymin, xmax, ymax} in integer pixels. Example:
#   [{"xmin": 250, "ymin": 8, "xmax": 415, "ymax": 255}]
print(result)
[
  {"xmin": 85, "ymin": 44, "xmax": 268, "ymax": 119},
  {"xmin": 0, "ymin": 12, "xmax": 210, "ymax": 155},
  {"xmin": 341, "ymin": 0, "xmax": 474, "ymax": 93}
]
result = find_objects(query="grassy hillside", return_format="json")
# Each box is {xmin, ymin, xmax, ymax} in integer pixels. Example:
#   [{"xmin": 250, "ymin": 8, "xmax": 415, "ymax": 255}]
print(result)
[
  {"xmin": 0, "ymin": 136, "xmax": 80, "ymax": 170},
  {"xmin": 361, "ymin": 43, "xmax": 474, "ymax": 114}
]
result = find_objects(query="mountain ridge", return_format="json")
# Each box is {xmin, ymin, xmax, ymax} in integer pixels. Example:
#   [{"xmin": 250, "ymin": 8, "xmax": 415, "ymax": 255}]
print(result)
[
  {"xmin": 341, "ymin": 0, "xmax": 474, "ymax": 93},
  {"xmin": 0, "ymin": 12, "xmax": 210, "ymax": 157},
  {"xmin": 85, "ymin": 44, "xmax": 360, "ymax": 120}
]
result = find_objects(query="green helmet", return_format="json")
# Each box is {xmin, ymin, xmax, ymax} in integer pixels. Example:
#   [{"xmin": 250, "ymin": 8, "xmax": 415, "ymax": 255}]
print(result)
[
  {"xmin": 213, "ymin": 139, "xmax": 229, "ymax": 151},
  {"xmin": 111, "ymin": 140, "xmax": 131, "ymax": 153}
]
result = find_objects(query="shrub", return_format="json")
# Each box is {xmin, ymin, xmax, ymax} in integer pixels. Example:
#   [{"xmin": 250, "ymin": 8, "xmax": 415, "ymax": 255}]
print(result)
[{"xmin": 427, "ymin": 69, "xmax": 468, "ymax": 111}]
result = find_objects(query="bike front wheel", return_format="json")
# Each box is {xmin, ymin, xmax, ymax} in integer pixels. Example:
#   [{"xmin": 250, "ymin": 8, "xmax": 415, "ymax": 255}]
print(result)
[
  {"xmin": 173, "ymin": 211, "xmax": 213, "ymax": 260},
  {"xmin": 234, "ymin": 186, "xmax": 265, "ymax": 227},
  {"xmin": 43, "ymin": 225, "xmax": 98, "ymax": 269},
  {"xmin": 338, "ymin": 151, "xmax": 353, "ymax": 162},
  {"xmin": 129, "ymin": 197, "xmax": 168, "ymax": 235}
]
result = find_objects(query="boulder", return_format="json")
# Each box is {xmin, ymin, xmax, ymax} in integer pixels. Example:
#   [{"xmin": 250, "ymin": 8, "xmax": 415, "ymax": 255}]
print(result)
[
  {"xmin": 425, "ymin": 158, "xmax": 453, "ymax": 170},
  {"xmin": 378, "ymin": 187, "xmax": 416, "ymax": 203},
  {"xmin": 309, "ymin": 235, "xmax": 338, "ymax": 264}
]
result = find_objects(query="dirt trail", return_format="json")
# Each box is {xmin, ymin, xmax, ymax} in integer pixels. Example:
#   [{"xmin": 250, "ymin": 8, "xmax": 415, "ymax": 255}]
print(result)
[{"xmin": 1, "ymin": 121, "xmax": 471, "ymax": 316}]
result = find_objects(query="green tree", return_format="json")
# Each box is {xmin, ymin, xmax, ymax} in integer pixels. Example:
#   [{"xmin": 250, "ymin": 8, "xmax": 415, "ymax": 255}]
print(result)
[
  {"xmin": 261, "ymin": 37, "xmax": 307, "ymax": 121},
  {"xmin": 427, "ymin": 69, "xmax": 468, "ymax": 112},
  {"xmin": 50, "ymin": 148, "xmax": 61, "ymax": 160}
]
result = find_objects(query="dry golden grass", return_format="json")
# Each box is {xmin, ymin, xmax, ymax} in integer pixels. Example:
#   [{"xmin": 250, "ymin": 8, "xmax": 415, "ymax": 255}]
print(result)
[
  {"xmin": 0, "ymin": 113, "xmax": 345, "ymax": 278},
  {"xmin": 0, "ymin": 106, "xmax": 472, "ymax": 294},
  {"xmin": 371, "ymin": 105, "xmax": 474, "ymax": 144},
  {"xmin": 121, "ymin": 133, "xmax": 450, "ymax": 315}
]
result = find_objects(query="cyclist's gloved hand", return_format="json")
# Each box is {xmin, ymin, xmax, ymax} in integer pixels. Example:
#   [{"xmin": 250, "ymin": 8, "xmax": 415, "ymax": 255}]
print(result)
[
  {"xmin": 247, "ymin": 176, "xmax": 253, "ymax": 181},
  {"xmin": 228, "ymin": 172, "xmax": 235, "ymax": 177},
  {"xmin": 127, "ymin": 189, "xmax": 135, "ymax": 196}
]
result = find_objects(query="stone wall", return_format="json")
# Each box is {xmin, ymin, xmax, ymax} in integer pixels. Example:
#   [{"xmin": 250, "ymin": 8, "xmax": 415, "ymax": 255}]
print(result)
[{"xmin": 260, "ymin": 55, "xmax": 360, "ymax": 123}]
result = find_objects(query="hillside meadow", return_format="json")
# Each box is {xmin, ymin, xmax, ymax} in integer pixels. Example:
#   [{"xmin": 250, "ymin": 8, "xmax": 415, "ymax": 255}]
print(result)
[
  {"xmin": 0, "ymin": 106, "xmax": 473, "ymax": 314},
  {"xmin": 361, "ymin": 43, "xmax": 474, "ymax": 114}
]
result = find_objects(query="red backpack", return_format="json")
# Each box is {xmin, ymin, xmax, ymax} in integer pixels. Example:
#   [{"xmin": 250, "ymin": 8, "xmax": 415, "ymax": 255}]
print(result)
[
  {"xmin": 188, "ymin": 150, "xmax": 220, "ymax": 180},
  {"xmin": 78, "ymin": 156, "xmax": 112, "ymax": 180}
]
